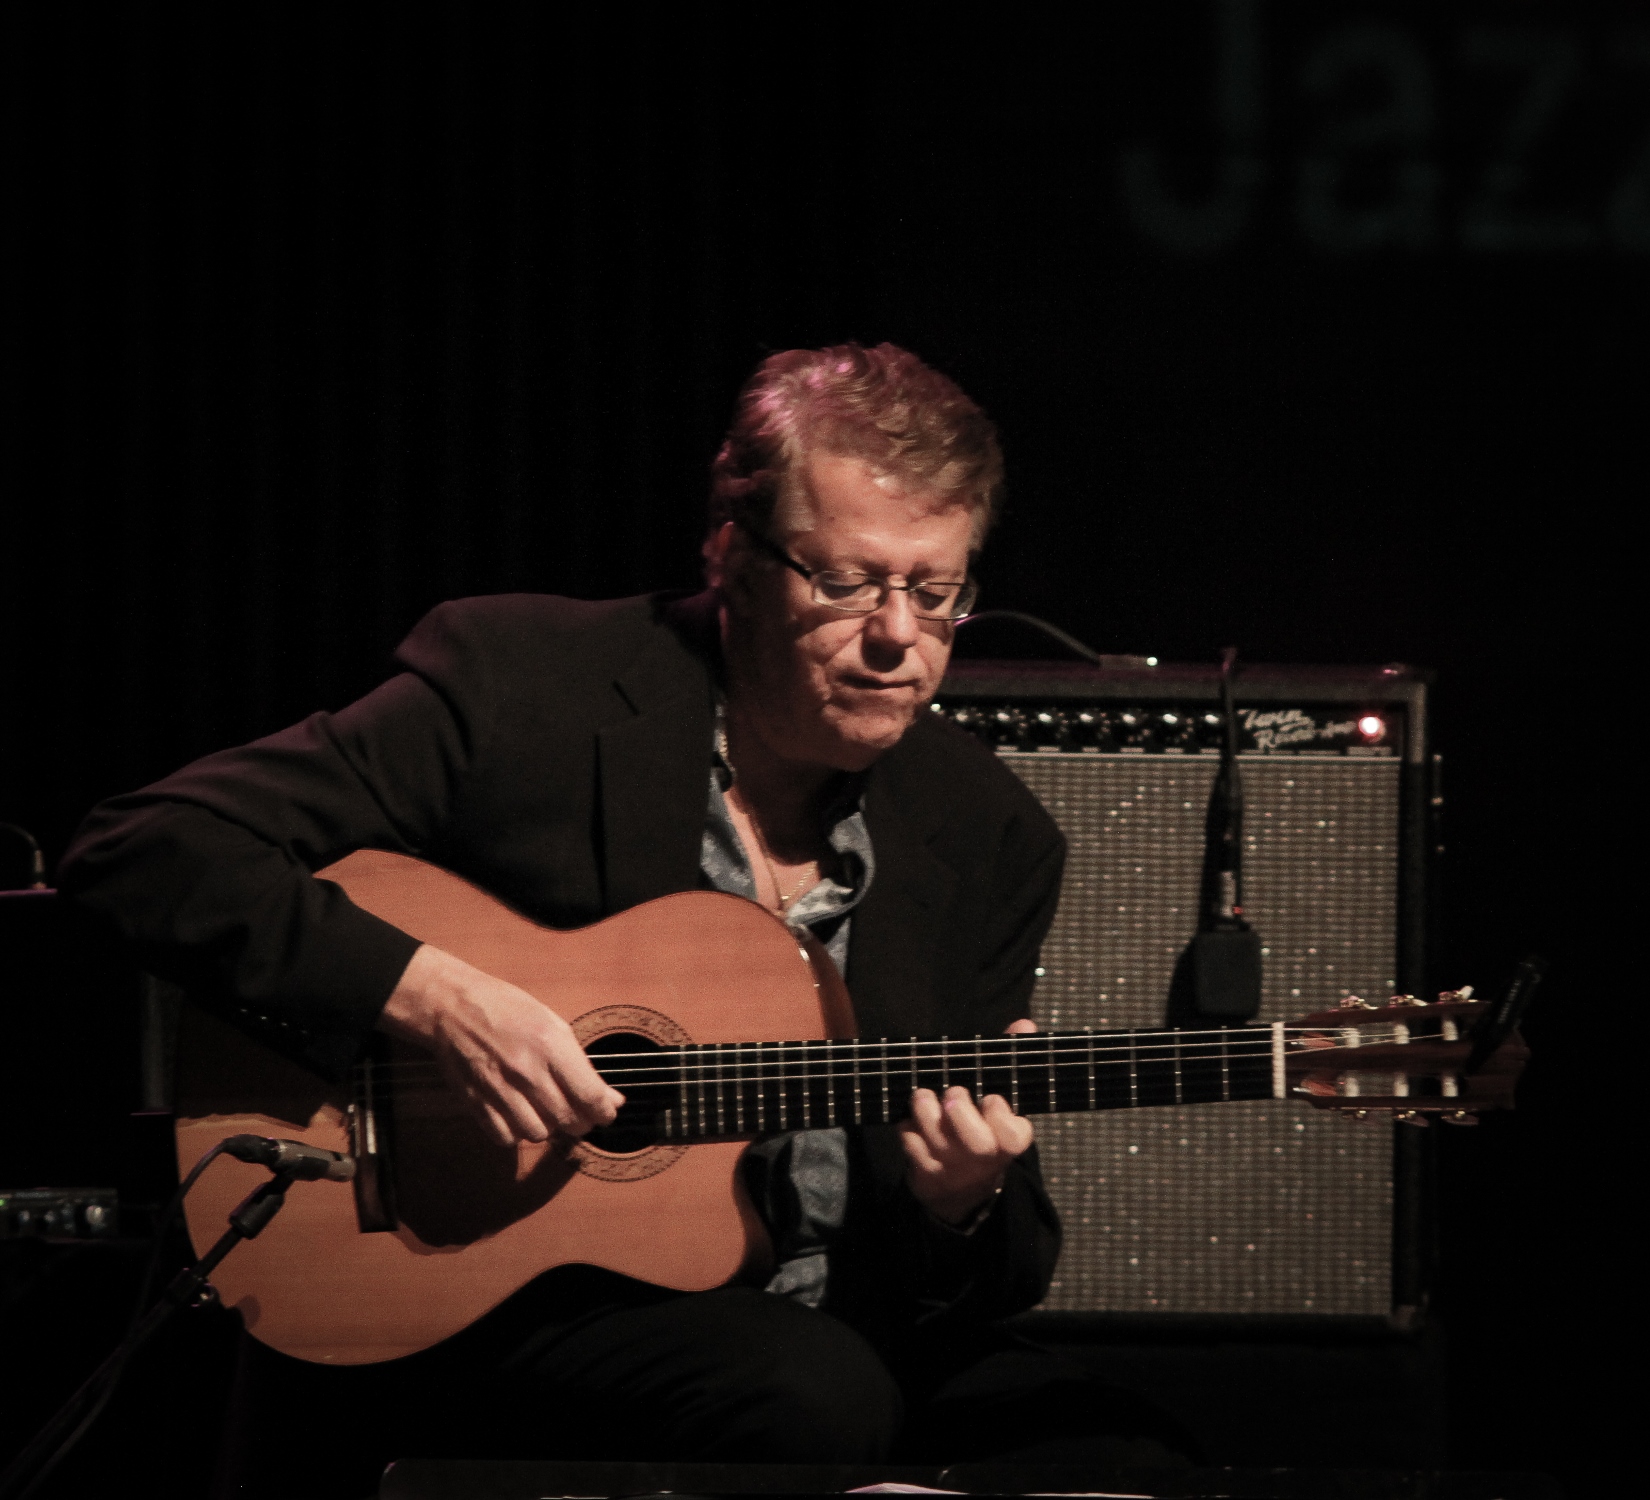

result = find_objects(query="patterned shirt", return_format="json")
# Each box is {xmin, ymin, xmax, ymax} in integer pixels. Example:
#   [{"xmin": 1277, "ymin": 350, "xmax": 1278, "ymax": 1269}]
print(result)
[{"xmin": 699, "ymin": 709, "xmax": 874, "ymax": 1307}]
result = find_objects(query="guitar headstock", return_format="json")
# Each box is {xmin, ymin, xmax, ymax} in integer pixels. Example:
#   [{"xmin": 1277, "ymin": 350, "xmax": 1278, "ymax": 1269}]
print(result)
[{"xmin": 1283, "ymin": 988, "xmax": 1530, "ymax": 1125}]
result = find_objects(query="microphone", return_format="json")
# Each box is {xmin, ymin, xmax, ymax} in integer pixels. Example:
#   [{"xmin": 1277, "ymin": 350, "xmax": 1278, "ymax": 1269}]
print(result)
[
  {"xmin": 1187, "ymin": 646, "xmax": 1263, "ymax": 1021},
  {"xmin": 220, "ymin": 1134, "xmax": 356, "ymax": 1182}
]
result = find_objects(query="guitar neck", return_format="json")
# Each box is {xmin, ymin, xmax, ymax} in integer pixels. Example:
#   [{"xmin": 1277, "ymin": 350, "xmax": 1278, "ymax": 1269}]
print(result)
[{"xmin": 591, "ymin": 1026, "xmax": 1286, "ymax": 1142}]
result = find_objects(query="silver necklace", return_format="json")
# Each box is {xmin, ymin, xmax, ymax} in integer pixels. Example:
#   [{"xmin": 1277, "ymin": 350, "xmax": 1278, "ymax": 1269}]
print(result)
[{"xmin": 718, "ymin": 720, "xmax": 816, "ymax": 913}]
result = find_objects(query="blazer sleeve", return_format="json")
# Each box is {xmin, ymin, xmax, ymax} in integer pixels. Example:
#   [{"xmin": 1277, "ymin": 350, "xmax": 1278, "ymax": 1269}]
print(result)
[{"xmin": 57, "ymin": 602, "xmax": 501, "ymax": 1077}]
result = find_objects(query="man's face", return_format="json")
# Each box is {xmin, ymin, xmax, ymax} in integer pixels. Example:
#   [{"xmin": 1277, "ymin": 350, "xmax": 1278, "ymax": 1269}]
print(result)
[{"xmin": 713, "ymin": 452, "xmax": 975, "ymax": 774}]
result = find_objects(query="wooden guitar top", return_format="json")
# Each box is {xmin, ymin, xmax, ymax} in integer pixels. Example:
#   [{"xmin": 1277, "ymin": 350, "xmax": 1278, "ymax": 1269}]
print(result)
[{"xmin": 175, "ymin": 850, "xmax": 843, "ymax": 1365}]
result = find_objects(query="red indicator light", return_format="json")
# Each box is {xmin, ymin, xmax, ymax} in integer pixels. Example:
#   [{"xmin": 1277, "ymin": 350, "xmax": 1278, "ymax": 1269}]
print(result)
[{"xmin": 1357, "ymin": 715, "xmax": 1386, "ymax": 742}]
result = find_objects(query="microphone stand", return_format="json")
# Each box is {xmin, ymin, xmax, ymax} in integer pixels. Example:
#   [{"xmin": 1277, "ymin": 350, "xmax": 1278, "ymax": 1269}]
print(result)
[{"xmin": 0, "ymin": 1168, "xmax": 299, "ymax": 1499}]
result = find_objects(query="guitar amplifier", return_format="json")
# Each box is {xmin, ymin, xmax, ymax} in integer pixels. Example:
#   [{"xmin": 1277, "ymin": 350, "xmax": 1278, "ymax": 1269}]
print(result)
[{"xmin": 934, "ymin": 660, "xmax": 1437, "ymax": 1320}]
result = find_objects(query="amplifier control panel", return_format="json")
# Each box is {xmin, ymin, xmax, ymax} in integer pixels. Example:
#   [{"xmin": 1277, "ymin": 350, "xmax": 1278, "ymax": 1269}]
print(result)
[{"xmin": 931, "ymin": 699, "xmax": 1401, "ymax": 757}]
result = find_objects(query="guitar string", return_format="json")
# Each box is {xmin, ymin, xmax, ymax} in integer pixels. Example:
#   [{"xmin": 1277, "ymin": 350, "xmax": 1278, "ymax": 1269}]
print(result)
[
  {"xmin": 351, "ymin": 1018, "xmax": 1430, "ymax": 1078},
  {"xmin": 351, "ymin": 1037, "xmax": 1367, "ymax": 1086},
  {"xmin": 351, "ymin": 1027, "xmax": 1429, "ymax": 1081},
  {"xmin": 344, "ymin": 1074, "xmax": 1387, "ymax": 1117},
  {"xmin": 351, "ymin": 1037, "xmax": 1423, "ymax": 1094}
]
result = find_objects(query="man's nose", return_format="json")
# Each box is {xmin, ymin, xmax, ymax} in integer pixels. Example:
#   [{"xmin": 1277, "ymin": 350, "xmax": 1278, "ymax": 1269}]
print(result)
[{"xmin": 863, "ymin": 587, "xmax": 922, "ymax": 650}]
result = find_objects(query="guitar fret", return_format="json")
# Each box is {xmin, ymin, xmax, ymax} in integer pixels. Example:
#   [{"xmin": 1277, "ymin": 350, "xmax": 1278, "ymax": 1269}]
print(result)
[
  {"xmin": 678, "ymin": 1050, "xmax": 690, "ymax": 1136},
  {"xmin": 727, "ymin": 1029, "xmax": 1301, "ymax": 1136},
  {"xmin": 695, "ymin": 1045, "xmax": 707, "ymax": 1137},
  {"xmin": 714, "ymin": 1045, "xmax": 726, "ymax": 1135}
]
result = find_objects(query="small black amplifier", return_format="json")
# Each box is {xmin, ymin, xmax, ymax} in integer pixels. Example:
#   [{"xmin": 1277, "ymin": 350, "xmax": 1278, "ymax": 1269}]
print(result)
[{"xmin": 934, "ymin": 660, "xmax": 1437, "ymax": 1322}]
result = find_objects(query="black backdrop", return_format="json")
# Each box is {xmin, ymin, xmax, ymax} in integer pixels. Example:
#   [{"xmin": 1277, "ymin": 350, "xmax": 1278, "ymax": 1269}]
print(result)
[{"xmin": 1, "ymin": 3, "xmax": 1641, "ymax": 1492}]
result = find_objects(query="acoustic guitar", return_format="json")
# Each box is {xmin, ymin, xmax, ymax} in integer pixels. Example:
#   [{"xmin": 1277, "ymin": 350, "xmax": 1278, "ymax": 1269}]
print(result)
[{"xmin": 175, "ymin": 850, "xmax": 1528, "ymax": 1365}]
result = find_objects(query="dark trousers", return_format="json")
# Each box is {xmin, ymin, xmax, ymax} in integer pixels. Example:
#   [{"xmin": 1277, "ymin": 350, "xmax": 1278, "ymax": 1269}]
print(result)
[{"xmin": 212, "ymin": 1268, "xmax": 1189, "ymax": 1498}]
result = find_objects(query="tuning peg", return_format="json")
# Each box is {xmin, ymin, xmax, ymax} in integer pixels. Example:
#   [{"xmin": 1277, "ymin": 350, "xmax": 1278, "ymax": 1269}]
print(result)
[
  {"xmin": 1339, "ymin": 996, "xmax": 1376, "ymax": 1011},
  {"xmin": 1395, "ymin": 1111, "xmax": 1430, "ymax": 1127},
  {"xmin": 1441, "ymin": 1111, "xmax": 1478, "ymax": 1126},
  {"xmin": 1389, "ymin": 994, "xmax": 1425, "ymax": 1007},
  {"xmin": 1436, "ymin": 986, "xmax": 1475, "ymax": 1003}
]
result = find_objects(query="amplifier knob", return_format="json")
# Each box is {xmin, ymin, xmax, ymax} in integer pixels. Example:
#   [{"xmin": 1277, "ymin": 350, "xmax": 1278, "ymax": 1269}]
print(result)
[
  {"xmin": 1029, "ymin": 709, "xmax": 1067, "ymax": 749},
  {"xmin": 950, "ymin": 705, "xmax": 995, "ymax": 746},
  {"xmin": 1158, "ymin": 710, "xmax": 1196, "ymax": 750},
  {"xmin": 1116, "ymin": 709, "xmax": 1154, "ymax": 749},
  {"xmin": 1070, "ymin": 709, "xmax": 1114, "ymax": 750},
  {"xmin": 1194, "ymin": 711, "xmax": 1225, "ymax": 749},
  {"xmin": 989, "ymin": 706, "xmax": 1028, "ymax": 749}
]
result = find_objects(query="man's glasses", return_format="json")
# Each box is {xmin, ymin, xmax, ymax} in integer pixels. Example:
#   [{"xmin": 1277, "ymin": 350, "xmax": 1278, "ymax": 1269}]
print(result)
[{"xmin": 737, "ymin": 520, "xmax": 978, "ymax": 621}]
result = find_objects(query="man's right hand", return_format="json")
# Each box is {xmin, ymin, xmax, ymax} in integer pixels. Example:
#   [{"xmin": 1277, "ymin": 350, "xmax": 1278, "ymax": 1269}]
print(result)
[{"xmin": 378, "ymin": 943, "xmax": 625, "ymax": 1147}]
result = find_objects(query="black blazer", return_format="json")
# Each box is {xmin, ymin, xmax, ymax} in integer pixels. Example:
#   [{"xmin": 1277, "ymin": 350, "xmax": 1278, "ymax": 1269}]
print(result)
[{"xmin": 62, "ymin": 591, "xmax": 1067, "ymax": 1328}]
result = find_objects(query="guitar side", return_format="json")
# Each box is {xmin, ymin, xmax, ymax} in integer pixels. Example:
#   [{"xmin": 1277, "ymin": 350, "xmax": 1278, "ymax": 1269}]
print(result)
[{"xmin": 175, "ymin": 852, "xmax": 842, "ymax": 1365}]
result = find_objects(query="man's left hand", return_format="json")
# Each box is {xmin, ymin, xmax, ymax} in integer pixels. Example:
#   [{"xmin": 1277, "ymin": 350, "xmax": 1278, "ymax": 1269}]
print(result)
[{"xmin": 899, "ymin": 1018, "xmax": 1037, "ymax": 1227}]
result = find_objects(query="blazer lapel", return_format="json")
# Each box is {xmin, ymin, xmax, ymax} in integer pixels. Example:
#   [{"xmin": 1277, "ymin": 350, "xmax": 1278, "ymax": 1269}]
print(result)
[
  {"xmin": 596, "ymin": 621, "xmax": 716, "ymax": 914},
  {"xmin": 847, "ymin": 776, "xmax": 959, "ymax": 1040}
]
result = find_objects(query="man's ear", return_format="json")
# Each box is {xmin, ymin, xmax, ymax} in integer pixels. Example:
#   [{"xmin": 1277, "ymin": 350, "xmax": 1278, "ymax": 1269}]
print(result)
[{"xmin": 703, "ymin": 520, "xmax": 739, "ymax": 593}]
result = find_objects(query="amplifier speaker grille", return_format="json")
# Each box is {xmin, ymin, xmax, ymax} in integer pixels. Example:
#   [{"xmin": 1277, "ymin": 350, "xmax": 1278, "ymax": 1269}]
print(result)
[{"xmin": 1002, "ymin": 752, "xmax": 1401, "ymax": 1316}]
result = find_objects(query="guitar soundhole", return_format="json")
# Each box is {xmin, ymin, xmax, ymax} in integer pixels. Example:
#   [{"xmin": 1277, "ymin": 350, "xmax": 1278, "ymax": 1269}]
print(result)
[{"xmin": 574, "ymin": 1024, "xmax": 690, "ymax": 1181}]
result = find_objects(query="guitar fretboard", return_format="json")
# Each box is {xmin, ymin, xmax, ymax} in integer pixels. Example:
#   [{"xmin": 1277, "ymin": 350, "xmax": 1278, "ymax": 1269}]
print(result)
[{"xmin": 590, "ymin": 1026, "xmax": 1285, "ymax": 1141}]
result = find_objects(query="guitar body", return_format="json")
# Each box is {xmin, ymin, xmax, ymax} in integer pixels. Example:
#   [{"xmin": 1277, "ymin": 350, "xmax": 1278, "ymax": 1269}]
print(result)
[{"xmin": 175, "ymin": 850, "xmax": 850, "ymax": 1366}]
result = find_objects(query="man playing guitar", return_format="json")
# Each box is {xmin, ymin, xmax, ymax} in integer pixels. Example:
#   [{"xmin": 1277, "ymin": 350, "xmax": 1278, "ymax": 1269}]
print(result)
[{"xmin": 62, "ymin": 344, "xmax": 1069, "ymax": 1481}]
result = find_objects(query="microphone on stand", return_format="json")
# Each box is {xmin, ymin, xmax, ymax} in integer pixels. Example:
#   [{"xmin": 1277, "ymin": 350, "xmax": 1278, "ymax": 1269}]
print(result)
[
  {"xmin": 1183, "ymin": 646, "xmax": 1263, "ymax": 1022},
  {"xmin": 220, "ymin": 1134, "xmax": 356, "ymax": 1182}
]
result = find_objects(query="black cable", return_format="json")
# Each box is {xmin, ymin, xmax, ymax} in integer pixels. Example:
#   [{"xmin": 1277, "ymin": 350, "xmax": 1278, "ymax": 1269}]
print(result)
[
  {"xmin": 954, "ymin": 609, "xmax": 1105, "ymax": 663},
  {"xmin": 9, "ymin": 1357, "xmax": 131, "ymax": 1500},
  {"xmin": 128, "ymin": 1139, "xmax": 230, "ymax": 1331},
  {"xmin": 1212, "ymin": 643, "xmax": 1245, "ymax": 924}
]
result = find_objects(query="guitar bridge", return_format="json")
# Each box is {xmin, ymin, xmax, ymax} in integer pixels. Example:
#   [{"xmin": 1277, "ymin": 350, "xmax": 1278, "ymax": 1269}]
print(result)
[{"xmin": 349, "ymin": 1051, "xmax": 399, "ymax": 1233}]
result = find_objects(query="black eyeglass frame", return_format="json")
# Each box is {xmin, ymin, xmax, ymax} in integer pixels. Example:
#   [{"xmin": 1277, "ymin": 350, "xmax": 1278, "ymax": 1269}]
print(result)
[{"xmin": 735, "ymin": 518, "xmax": 979, "ymax": 621}]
